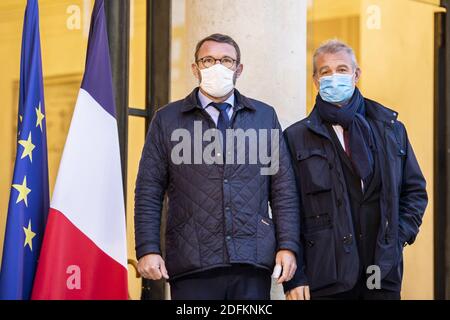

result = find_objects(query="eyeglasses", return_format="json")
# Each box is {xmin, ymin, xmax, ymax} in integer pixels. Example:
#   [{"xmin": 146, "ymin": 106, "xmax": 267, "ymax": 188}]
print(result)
[{"xmin": 197, "ymin": 56, "xmax": 237, "ymax": 69}]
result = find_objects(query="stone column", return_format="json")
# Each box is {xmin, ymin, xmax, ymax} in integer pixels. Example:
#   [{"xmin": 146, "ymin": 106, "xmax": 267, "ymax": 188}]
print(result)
[
  {"xmin": 184, "ymin": 0, "xmax": 307, "ymax": 129},
  {"xmin": 183, "ymin": 0, "xmax": 307, "ymax": 299}
]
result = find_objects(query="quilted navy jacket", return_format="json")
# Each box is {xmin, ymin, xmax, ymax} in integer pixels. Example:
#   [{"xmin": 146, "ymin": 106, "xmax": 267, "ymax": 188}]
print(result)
[{"xmin": 134, "ymin": 88, "xmax": 301, "ymax": 280}]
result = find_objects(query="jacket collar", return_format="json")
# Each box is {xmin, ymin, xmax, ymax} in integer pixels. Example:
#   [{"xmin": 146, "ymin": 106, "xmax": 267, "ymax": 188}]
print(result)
[
  {"xmin": 304, "ymin": 97, "xmax": 400, "ymax": 138},
  {"xmin": 364, "ymin": 98, "xmax": 399, "ymax": 124},
  {"xmin": 304, "ymin": 107, "xmax": 331, "ymax": 139},
  {"xmin": 181, "ymin": 87, "xmax": 256, "ymax": 113}
]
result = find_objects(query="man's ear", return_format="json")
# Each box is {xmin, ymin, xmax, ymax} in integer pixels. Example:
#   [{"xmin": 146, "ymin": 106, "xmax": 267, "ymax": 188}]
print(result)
[
  {"xmin": 235, "ymin": 64, "xmax": 244, "ymax": 79},
  {"xmin": 313, "ymin": 75, "xmax": 320, "ymax": 91},
  {"xmin": 192, "ymin": 63, "xmax": 201, "ymax": 82},
  {"xmin": 355, "ymin": 67, "xmax": 362, "ymax": 83}
]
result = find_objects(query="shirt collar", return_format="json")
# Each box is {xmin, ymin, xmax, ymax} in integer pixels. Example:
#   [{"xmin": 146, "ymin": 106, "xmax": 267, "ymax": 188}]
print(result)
[{"xmin": 197, "ymin": 89, "xmax": 235, "ymax": 109}]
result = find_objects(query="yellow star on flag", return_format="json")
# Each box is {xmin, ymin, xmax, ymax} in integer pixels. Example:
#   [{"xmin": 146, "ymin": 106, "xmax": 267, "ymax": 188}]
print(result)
[
  {"xmin": 18, "ymin": 132, "xmax": 35, "ymax": 163},
  {"xmin": 35, "ymin": 103, "xmax": 45, "ymax": 132},
  {"xmin": 12, "ymin": 176, "xmax": 31, "ymax": 207},
  {"xmin": 23, "ymin": 219, "xmax": 36, "ymax": 251}
]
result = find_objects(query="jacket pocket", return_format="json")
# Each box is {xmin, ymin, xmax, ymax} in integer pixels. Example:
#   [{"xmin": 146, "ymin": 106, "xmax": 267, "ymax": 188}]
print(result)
[
  {"xmin": 256, "ymin": 217, "xmax": 277, "ymax": 268},
  {"xmin": 297, "ymin": 149, "xmax": 334, "ymax": 232},
  {"xmin": 296, "ymin": 149, "xmax": 332, "ymax": 194},
  {"xmin": 381, "ymin": 238, "xmax": 405, "ymax": 287},
  {"xmin": 303, "ymin": 212, "xmax": 332, "ymax": 233},
  {"xmin": 165, "ymin": 218, "xmax": 201, "ymax": 276},
  {"xmin": 303, "ymin": 228, "xmax": 337, "ymax": 291}
]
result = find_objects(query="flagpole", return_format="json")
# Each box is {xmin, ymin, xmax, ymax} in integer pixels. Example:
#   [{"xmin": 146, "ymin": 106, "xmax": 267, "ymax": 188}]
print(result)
[{"xmin": 104, "ymin": 0, "xmax": 130, "ymax": 206}]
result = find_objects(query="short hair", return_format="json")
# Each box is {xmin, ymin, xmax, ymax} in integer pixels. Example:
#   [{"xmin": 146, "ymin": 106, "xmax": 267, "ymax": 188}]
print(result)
[
  {"xmin": 195, "ymin": 33, "xmax": 241, "ymax": 65},
  {"xmin": 313, "ymin": 39, "xmax": 358, "ymax": 76}
]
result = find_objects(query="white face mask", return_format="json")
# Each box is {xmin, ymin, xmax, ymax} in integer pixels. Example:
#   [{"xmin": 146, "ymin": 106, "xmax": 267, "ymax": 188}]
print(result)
[{"xmin": 199, "ymin": 64, "xmax": 235, "ymax": 98}]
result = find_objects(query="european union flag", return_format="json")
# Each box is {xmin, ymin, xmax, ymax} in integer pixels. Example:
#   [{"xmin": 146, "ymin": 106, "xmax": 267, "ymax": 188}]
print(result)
[{"xmin": 0, "ymin": 0, "xmax": 49, "ymax": 300}]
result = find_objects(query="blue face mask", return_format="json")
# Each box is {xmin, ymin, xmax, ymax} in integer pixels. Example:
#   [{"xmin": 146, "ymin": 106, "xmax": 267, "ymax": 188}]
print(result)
[{"xmin": 319, "ymin": 73, "xmax": 355, "ymax": 104}]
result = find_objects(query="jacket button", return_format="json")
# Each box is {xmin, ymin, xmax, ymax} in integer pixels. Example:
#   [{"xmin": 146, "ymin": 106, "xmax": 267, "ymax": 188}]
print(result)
[
  {"xmin": 224, "ymin": 179, "xmax": 228, "ymax": 183},
  {"xmin": 226, "ymin": 236, "xmax": 232, "ymax": 241}
]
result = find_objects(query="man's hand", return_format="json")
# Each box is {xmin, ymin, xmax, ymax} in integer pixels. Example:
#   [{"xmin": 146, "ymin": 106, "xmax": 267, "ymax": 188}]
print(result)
[
  {"xmin": 273, "ymin": 250, "xmax": 296, "ymax": 284},
  {"xmin": 286, "ymin": 286, "xmax": 311, "ymax": 300},
  {"xmin": 137, "ymin": 254, "xmax": 169, "ymax": 280}
]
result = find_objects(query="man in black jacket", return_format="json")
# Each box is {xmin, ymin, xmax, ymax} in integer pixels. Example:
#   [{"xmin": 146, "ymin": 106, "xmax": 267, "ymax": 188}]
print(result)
[
  {"xmin": 134, "ymin": 34, "xmax": 304, "ymax": 300},
  {"xmin": 284, "ymin": 40, "xmax": 428, "ymax": 300}
]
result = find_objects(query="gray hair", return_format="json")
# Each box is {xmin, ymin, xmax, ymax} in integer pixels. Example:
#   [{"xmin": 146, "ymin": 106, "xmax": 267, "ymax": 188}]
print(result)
[{"xmin": 313, "ymin": 39, "xmax": 358, "ymax": 76}]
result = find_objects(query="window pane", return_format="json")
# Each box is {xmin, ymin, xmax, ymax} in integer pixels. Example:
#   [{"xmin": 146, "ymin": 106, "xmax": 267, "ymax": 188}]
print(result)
[{"xmin": 129, "ymin": 0, "xmax": 146, "ymax": 110}]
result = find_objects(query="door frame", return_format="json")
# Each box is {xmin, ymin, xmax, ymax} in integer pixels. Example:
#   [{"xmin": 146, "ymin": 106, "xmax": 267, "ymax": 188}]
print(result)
[{"xmin": 435, "ymin": 0, "xmax": 449, "ymax": 300}]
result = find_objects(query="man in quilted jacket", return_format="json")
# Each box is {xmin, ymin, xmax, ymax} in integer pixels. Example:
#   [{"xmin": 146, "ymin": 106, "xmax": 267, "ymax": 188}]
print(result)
[{"xmin": 134, "ymin": 34, "xmax": 307, "ymax": 300}]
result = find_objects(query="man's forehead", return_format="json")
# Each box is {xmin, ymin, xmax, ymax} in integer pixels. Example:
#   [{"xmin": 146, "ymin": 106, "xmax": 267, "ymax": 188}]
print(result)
[
  {"xmin": 198, "ymin": 41, "xmax": 237, "ymax": 58},
  {"xmin": 317, "ymin": 51, "xmax": 353, "ymax": 67}
]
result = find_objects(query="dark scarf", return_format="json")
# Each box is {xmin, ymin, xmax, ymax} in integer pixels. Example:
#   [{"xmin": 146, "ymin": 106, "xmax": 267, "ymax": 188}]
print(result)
[{"xmin": 316, "ymin": 88, "xmax": 375, "ymax": 185}]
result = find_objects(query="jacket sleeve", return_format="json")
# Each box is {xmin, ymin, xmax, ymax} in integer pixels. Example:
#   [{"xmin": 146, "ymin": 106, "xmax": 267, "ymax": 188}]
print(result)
[
  {"xmin": 398, "ymin": 123, "xmax": 428, "ymax": 245},
  {"xmin": 134, "ymin": 111, "xmax": 169, "ymax": 259},
  {"xmin": 282, "ymin": 126, "xmax": 309, "ymax": 292},
  {"xmin": 283, "ymin": 253, "xmax": 309, "ymax": 292},
  {"xmin": 269, "ymin": 110, "xmax": 301, "ymax": 258}
]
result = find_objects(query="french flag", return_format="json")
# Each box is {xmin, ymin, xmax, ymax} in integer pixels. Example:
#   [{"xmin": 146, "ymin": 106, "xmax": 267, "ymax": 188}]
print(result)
[{"xmin": 31, "ymin": 0, "xmax": 128, "ymax": 299}]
